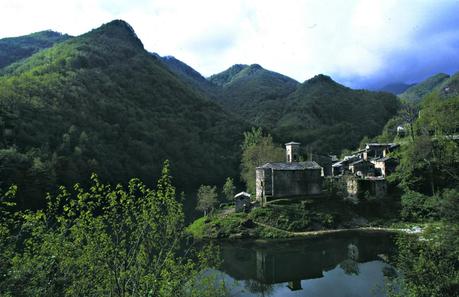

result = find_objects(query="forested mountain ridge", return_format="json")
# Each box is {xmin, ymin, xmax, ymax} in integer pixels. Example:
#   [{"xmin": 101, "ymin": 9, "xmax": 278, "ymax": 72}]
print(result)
[
  {"xmin": 379, "ymin": 82, "xmax": 415, "ymax": 95},
  {"xmin": 399, "ymin": 73, "xmax": 451, "ymax": 102},
  {"xmin": 272, "ymin": 74, "xmax": 400, "ymax": 153},
  {"xmin": 0, "ymin": 30, "xmax": 71, "ymax": 70},
  {"xmin": 160, "ymin": 59, "xmax": 400, "ymax": 154},
  {"xmin": 0, "ymin": 20, "xmax": 245, "ymax": 208},
  {"xmin": 159, "ymin": 55, "xmax": 221, "ymax": 100},
  {"xmin": 208, "ymin": 63, "xmax": 300, "ymax": 129}
]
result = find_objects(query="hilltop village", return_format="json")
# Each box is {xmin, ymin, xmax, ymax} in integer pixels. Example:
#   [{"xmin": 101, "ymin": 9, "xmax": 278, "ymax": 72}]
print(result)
[{"xmin": 190, "ymin": 138, "xmax": 404, "ymax": 240}]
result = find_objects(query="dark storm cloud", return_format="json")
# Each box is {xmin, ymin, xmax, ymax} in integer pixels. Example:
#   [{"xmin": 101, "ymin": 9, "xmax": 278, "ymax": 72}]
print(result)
[{"xmin": 339, "ymin": 2, "xmax": 459, "ymax": 89}]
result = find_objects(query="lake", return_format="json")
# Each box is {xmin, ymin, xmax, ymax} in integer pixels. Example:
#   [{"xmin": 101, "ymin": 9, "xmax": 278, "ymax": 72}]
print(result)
[{"xmin": 215, "ymin": 231, "xmax": 398, "ymax": 297}]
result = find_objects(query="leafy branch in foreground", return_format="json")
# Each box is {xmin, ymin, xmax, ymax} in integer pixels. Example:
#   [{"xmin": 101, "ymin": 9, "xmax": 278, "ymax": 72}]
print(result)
[{"xmin": 1, "ymin": 161, "xmax": 227, "ymax": 297}]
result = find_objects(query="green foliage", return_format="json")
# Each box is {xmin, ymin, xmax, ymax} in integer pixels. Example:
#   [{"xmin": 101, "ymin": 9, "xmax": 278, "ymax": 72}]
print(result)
[
  {"xmin": 240, "ymin": 130, "xmax": 284, "ymax": 193},
  {"xmin": 207, "ymin": 67, "xmax": 400, "ymax": 154},
  {"xmin": 400, "ymin": 191, "xmax": 440, "ymax": 221},
  {"xmin": 186, "ymin": 216, "xmax": 207, "ymax": 239},
  {"xmin": 399, "ymin": 73, "xmax": 450, "ymax": 103},
  {"xmin": 390, "ymin": 224, "xmax": 459, "ymax": 297},
  {"xmin": 0, "ymin": 20, "xmax": 244, "ymax": 209},
  {"xmin": 0, "ymin": 30, "xmax": 70, "ymax": 69},
  {"xmin": 0, "ymin": 161, "xmax": 222, "ymax": 297},
  {"xmin": 196, "ymin": 185, "xmax": 218, "ymax": 215},
  {"xmin": 222, "ymin": 177, "xmax": 235, "ymax": 201},
  {"xmin": 390, "ymin": 95, "xmax": 459, "ymax": 195}
]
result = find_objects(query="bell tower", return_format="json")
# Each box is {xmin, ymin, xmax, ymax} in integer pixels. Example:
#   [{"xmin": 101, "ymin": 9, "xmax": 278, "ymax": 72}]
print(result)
[{"xmin": 285, "ymin": 141, "xmax": 300, "ymax": 163}]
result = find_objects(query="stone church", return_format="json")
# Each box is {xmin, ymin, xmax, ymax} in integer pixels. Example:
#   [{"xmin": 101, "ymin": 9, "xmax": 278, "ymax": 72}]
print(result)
[{"xmin": 256, "ymin": 142, "xmax": 323, "ymax": 205}]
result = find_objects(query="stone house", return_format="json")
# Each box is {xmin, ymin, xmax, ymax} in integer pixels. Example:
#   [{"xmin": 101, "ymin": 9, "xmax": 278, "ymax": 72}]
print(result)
[
  {"xmin": 256, "ymin": 142, "xmax": 323, "ymax": 205},
  {"xmin": 345, "ymin": 175, "xmax": 387, "ymax": 200},
  {"xmin": 371, "ymin": 157, "xmax": 398, "ymax": 177},
  {"xmin": 363, "ymin": 143, "xmax": 399, "ymax": 160},
  {"xmin": 234, "ymin": 192, "xmax": 251, "ymax": 213},
  {"xmin": 348, "ymin": 159, "xmax": 375, "ymax": 177}
]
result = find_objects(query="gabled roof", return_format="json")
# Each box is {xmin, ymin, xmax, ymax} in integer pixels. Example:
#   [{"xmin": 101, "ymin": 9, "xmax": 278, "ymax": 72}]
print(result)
[
  {"xmin": 285, "ymin": 141, "xmax": 301, "ymax": 145},
  {"xmin": 235, "ymin": 191, "xmax": 251, "ymax": 199},
  {"xmin": 257, "ymin": 161, "xmax": 322, "ymax": 170},
  {"xmin": 372, "ymin": 156, "xmax": 397, "ymax": 162},
  {"xmin": 349, "ymin": 159, "xmax": 373, "ymax": 166}
]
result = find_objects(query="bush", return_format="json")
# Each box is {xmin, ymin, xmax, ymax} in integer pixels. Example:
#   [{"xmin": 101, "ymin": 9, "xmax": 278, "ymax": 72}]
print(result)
[{"xmin": 401, "ymin": 191, "xmax": 440, "ymax": 221}]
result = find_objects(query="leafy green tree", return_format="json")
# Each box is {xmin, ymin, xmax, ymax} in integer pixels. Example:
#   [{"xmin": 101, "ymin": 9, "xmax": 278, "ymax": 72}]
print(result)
[
  {"xmin": 222, "ymin": 177, "xmax": 235, "ymax": 201},
  {"xmin": 399, "ymin": 101, "xmax": 419, "ymax": 141},
  {"xmin": 390, "ymin": 224, "xmax": 459, "ymax": 297},
  {"xmin": 2, "ymin": 161, "xmax": 225, "ymax": 297},
  {"xmin": 241, "ymin": 129, "xmax": 284, "ymax": 193},
  {"xmin": 196, "ymin": 185, "xmax": 218, "ymax": 216}
]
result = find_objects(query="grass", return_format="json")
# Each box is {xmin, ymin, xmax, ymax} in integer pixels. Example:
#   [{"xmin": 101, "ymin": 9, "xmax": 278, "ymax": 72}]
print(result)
[
  {"xmin": 187, "ymin": 195, "xmax": 403, "ymax": 240},
  {"xmin": 186, "ymin": 216, "xmax": 207, "ymax": 239}
]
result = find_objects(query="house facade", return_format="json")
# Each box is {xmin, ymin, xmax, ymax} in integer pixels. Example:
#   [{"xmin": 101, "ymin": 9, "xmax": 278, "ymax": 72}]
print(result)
[{"xmin": 256, "ymin": 142, "xmax": 323, "ymax": 205}]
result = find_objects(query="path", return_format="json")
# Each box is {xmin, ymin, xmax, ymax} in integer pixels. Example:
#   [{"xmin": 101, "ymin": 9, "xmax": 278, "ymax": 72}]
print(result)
[{"xmin": 253, "ymin": 220, "xmax": 422, "ymax": 238}]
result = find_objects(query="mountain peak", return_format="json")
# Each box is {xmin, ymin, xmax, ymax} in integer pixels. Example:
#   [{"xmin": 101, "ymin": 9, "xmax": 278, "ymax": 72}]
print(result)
[
  {"xmin": 88, "ymin": 19, "xmax": 144, "ymax": 49},
  {"xmin": 306, "ymin": 74, "xmax": 335, "ymax": 84}
]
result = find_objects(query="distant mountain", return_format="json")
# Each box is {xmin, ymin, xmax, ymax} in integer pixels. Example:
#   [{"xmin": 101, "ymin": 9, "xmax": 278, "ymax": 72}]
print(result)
[
  {"xmin": 272, "ymin": 75, "xmax": 400, "ymax": 153},
  {"xmin": 208, "ymin": 64, "xmax": 299, "ymax": 128},
  {"xmin": 379, "ymin": 82, "xmax": 415, "ymax": 95},
  {"xmin": 0, "ymin": 20, "xmax": 245, "ymax": 208},
  {"xmin": 0, "ymin": 30, "xmax": 71, "ymax": 69},
  {"xmin": 437, "ymin": 72, "xmax": 459, "ymax": 99},
  {"xmin": 399, "ymin": 73, "xmax": 450, "ymax": 102},
  {"xmin": 159, "ymin": 55, "xmax": 220, "ymax": 99}
]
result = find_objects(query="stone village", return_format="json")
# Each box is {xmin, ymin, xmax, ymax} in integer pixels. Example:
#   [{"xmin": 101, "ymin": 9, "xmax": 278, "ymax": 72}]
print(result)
[{"xmin": 234, "ymin": 141, "xmax": 400, "ymax": 210}]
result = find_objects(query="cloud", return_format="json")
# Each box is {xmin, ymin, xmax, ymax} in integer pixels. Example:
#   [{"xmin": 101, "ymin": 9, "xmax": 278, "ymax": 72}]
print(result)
[{"xmin": 1, "ymin": 0, "xmax": 458, "ymax": 88}]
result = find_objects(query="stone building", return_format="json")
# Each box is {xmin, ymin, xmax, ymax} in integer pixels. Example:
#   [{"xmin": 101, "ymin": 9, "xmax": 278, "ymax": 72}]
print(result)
[
  {"xmin": 371, "ymin": 157, "xmax": 398, "ymax": 177},
  {"xmin": 345, "ymin": 176, "xmax": 387, "ymax": 200},
  {"xmin": 348, "ymin": 159, "xmax": 375, "ymax": 177},
  {"xmin": 363, "ymin": 143, "xmax": 399, "ymax": 161},
  {"xmin": 256, "ymin": 142, "xmax": 323, "ymax": 205},
  {"xmin": 234, "ymin": 192, "xmax": 251, "ymax": 213}
]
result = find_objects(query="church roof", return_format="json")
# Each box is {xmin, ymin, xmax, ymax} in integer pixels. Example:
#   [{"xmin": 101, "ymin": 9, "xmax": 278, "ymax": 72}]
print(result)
[{"xmin": 257, "ymin": 161, "xmax": 322, "ymax": 170}]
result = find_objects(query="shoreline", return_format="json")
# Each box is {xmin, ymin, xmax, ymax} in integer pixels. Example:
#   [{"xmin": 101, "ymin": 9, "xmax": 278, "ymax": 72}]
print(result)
[{"xmin": 197, "ymin": 222, "xmax": 423, "ymax": 242}]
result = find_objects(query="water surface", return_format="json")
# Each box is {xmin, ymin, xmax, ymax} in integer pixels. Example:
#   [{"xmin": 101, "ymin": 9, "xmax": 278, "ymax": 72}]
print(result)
[{"xmin": 217, "ymin": 232, "xmax": 397, "ymax": 297}]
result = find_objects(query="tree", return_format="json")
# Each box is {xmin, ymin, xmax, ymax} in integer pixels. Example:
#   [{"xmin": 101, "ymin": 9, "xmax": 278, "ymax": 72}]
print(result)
[
  {"xmin": 399, "ymin": 101, "xmax": 419, "ymax": 141},
  {"xmin": 1, "ymin": 161, "xmax": 225, "ymax": 297},
  {"xmin": 241, "ymin": 129, "xmax": 284, "ymax": 193},
  {"xmin": 196, "ymin": 185, "xmax": 218, "ymax": 216},
  {"xmin": 222, "ymin": 177, "xmax": 235, "ymax": 201}
]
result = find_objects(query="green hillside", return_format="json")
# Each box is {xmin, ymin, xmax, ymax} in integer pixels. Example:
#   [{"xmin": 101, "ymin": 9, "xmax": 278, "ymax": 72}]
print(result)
[
  {"xmin": 0, "ymin": 20, "xmax": 245, "ymax": 209},
  {"xmin": 159, "ymin": 55, "xmax": 220, "ymax": 100},
  {"xmin": 399, "ymin": 73, "xmax": 450, "ymax": 102},
  {"xmin": 272, "ymin": 74, "xmax": 400, "ymax": 153},
  {"xmin": 209, "ymin": 64, "xmax": 299, "ymax": 128},
  {"xmin": 0, "ymin": 30, "xmax": 70, "ymax": 69},
  {"xmin": 437, "ymin": 72, "xmax": 459, "ymax": 99}
]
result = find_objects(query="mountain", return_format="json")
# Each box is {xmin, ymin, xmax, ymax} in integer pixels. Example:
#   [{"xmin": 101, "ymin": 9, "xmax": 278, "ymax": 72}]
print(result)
[
  {"xmin": 208, "ymin": 64, "xmax": 299, "ymax": 128},
  {"xmin": 0, "ymin": 30, "xmax": 71, "ymax": 69},
  {"xmin": 399, "ymin": 73, "xmax": 450, "ymax": 102},
  {"xmin": 271, "ymin": 74, "xmax": 400, "ymax": 153},
  {"xmin": 159, "ymin": 55, "xmax": 220, "ymax": 99},
  {"xmin": 379, "ymin": 82, "xmax": 415, "ymax": 95},
  {"xmin": 437, "ymin": 72, "xmax": 459, "ymax": 99},
  {"xmin": 0, "ymin": 20, "xmax": 245, "ymax": 209}
]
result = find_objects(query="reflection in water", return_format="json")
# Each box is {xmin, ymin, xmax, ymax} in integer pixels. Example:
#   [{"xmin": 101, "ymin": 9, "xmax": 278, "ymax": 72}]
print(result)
[{"xmin": 218, "ymin": 232, "xmax": 397, "ymax": 297}]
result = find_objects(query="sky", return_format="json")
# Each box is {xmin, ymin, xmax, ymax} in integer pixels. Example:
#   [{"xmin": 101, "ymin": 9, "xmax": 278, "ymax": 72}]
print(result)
[{"xmin": 1, "ymin": 0, "xmax": 459, "ymax": 89}]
